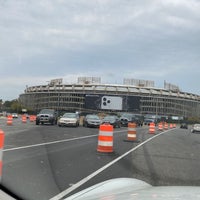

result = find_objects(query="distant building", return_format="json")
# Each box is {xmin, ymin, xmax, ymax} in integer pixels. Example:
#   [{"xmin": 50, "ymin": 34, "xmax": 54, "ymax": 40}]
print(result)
[
  {"xmin": 123, "ymin": 78, "xmax": 155, "ymax": 87},
  {"xmin": 49, "ymin": 78, "xmax": 63, "ymax": 86},
  {"xmin": 19, "ymin": 78, "xmax": 200, "ymax": 118},
  {"xmin": 164, "ymin": 80, "xmax": 180, "ymax": 92},
  {"xmin": 77, "ymin": 77, "xmax": 101, "ymax": 84}
]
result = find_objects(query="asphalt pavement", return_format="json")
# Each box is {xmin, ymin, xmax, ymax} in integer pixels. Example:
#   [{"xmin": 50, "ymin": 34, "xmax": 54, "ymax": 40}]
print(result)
[{"xmin": 0, "ymin": 118, "xmax": 199, "ymax": 200}]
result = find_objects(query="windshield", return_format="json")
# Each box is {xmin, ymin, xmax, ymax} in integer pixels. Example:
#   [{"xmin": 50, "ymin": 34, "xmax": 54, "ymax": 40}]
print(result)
[
  {"xmin": 1, "ymin": 1, "xmax": 200, "ymax": 200},
  {"xmin": 86, "ymin": 115, "xmax": 100, "ymax": 120},
  {"xmin": 39, "ymin": 109, "xmax": 55, "ymax": 114},
  {"xmin": 103, "ymin": 116, "xmax": 115, "ymax": 120},
  {"xmin": 121, "ymin": 113, "xmax": 134, "ymax": 119},
  {"xmin": 63, "ymin": 113, "xmax": 77, "ymax": 118}
]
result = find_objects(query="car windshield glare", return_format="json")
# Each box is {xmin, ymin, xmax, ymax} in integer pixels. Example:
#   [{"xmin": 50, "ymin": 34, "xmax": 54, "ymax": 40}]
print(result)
[
  {"xmin": 104, "ymin": 116, "xmax": 115, "ymax": 120},
  {"xmin": 194, "ymin": 124, "xmax": 200, "ymax": 127},
  {"xmin": 87, "ymin": 115, "xmax": 99, "ymax": 120},
  {"xmin": 39, "ymin": 109, "xmax": 54, "ymax": 114},
  {"xmin": 63, "ymin": 113, "xmax": 77, "ymax": 118}
]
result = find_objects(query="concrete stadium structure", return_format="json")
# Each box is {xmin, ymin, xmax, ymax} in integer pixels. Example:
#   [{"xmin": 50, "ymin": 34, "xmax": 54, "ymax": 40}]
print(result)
[{"xmin": 19, "ymin": 78, "xmax": 200, "ymax": 118}]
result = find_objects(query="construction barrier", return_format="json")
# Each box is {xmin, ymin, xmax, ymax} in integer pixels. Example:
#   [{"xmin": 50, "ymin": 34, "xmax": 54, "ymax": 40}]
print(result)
[
  {"xmin": 21, "ymin": 115, "xmax": 27, "ymax": 123},
  {"xmin": 149, "ymin": 122, "xmax": 155, "ymax": 134},
  {"xmin": 29, "ymin": 115, "xmax": 36, "ymax": 122},
  {"xmin": 170, "ymin": 123, "xmax": 173, "ymax": 129},
  {"xmin": 0, "ymin": 129, "xmax": 5, "ymax": 182},
  {"xmin": 125, "ymin": 122, "xmax": 137, "ymax": 142},
  {"xmin": 158, "ymin": 122, "xmax": 163, "ymax": 131},
  {"xmin": 164, "ymin": 122, "xmax": 168, "ymax": 130},
  {"xmin": 7, "ymin": 115, "xmax": 13, "ymax": 125},
  {"xmin": 97, "ymin": 124, "xmax": 113, "ymax": 153},
  {"xmin": 173, "ymin": 123, "xmax": 176, "ymax": 128}
]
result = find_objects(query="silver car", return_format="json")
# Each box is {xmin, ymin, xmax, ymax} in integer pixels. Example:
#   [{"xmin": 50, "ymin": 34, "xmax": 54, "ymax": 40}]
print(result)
[
  {"xmin": 191, "ymin": 124, "xmax": 200, "ymax": 133},
  {"xmin": 83, "ymin": 114, "xmax": 101, "ymax": 128},
  {"xmin": 58, "ymin": 113, "xmax": 80, "ymax": 127}
]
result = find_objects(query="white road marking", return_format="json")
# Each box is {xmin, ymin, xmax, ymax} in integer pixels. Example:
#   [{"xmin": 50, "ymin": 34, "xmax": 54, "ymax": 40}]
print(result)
[
  {"xmin": 50, "ymin": 129, "xmax": 173, "ymax": 200},
  {"xmin": 3, "ymin": 129, "xmax": 126, "ymax": 152},
  {"xmin": 3, "ymin": 135, "xmax": 98, "ymax": 152}
]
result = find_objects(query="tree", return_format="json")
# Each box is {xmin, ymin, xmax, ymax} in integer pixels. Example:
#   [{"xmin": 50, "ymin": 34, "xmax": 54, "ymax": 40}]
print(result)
[
  {"xmin": 11, "ymin": 100, "xmax": 22, "ymax": 113},
  {"xmin": 2, "ymin": 99, "xmax": 22, "ymax": 113}
]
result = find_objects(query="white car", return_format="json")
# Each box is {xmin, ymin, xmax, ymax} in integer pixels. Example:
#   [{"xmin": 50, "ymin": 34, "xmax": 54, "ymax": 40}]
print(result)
[
  {"xmin": 58, "ymin": 113, "xmax": 80, "ymax": 127},
  {"xmin": 191, "ymin": 124, "xmax": 200, "ymax": 133},
  {"xmin": 83, "ymin": 114, "xmax": 101, "ymax": 128},
  {"xmin": 61, "ymin": 178, "xmax": 200, "ymax": 200},
  {"xmin": 11, "ymin": 113, "xmax": 18, "ymax": 118}
]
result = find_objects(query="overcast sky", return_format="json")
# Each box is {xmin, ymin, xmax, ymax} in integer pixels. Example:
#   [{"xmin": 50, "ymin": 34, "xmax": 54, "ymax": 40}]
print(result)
[{"xmin": 0, "ymin": 0, "xmax": 200, "ymax": 101}]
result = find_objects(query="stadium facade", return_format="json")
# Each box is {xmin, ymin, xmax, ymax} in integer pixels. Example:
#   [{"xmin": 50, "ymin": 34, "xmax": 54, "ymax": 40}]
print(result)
[{"xmin": 19, "ymin": 78, "xmax": 200, "ymax": 118}]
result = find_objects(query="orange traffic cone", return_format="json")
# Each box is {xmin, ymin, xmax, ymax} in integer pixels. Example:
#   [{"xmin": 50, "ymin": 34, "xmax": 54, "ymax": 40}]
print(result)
[
  {"xmin": 22, "ymin": 115, "xmax": 27, "ymax": 123},
  {"xmin": 97, "ymin": 124, "xmax": 113, "ymax": 153},
  {"xmin": 158, "ymin": 122, "xmax": 163, "ymax": 131},
  {"xmin": 7, "ymin": 115, "xmax": 13, "ymax": 125},
  {"xmin": 124, "ymin": 122, "xmax": 139, "ymax": 142},
  {"xmin": 29, "ymin": 115, "xmax": 36, "ymax": 122},
  {"xmin": 164, "ymin": 122, "xmax": 168, "ymax": 130},
  {"xmin": 149, "ymin": 122, "xmax": 155, "ymax": 134}
]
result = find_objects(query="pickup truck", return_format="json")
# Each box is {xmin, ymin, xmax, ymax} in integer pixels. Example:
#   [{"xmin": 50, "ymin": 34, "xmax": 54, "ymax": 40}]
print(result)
[{"xmin": 36, "ymin": 109, "xmax": 57, "ymax": 125}]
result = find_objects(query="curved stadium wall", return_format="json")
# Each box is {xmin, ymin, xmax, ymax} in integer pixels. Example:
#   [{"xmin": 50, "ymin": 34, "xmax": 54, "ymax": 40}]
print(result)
[{"xmin": 19, "ymin": 84, "xmax": 200, "ymax": 118}]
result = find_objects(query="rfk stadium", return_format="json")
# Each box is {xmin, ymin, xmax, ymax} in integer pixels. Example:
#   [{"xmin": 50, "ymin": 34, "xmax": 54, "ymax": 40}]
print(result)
[{"xmin": 19, "ymin": 77, "xmax": 200, "ymax": 118}]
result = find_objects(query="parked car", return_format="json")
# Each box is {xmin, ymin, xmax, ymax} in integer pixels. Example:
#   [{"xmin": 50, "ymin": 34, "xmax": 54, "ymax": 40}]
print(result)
[
  {"xmin": 11, "ymin": 113, "xmax": 18, "ymax": 118},
  {"xmin": 83, "ymin": 114, "xmax": 101, "ymax": 128},
  {"xmin": 36, "ymin": 109, "xmax": 57, "ymax": 125},
  {"xmin": 58, "ymin": 112, "xmax": 79, "ymax": 127},
  {"xmin": 180, "ymin": 123, "xmax": 188, "ymax": 129},
  {"xmin": 132, "ymin": 114, "xmax": 144, "ymax": 126},
  {"xmin": 191, "ymin": 124, "xmax": 200, "ymax": 133},
  {"xmin": 144, "ymin": 118, "xmax": 156, "ymax": 126},
  {"xmin": 101, "ymin": 115, "xmax": 121, "ymax": 128},
  {"xmin": 120, "ymin": 113, "xmax": 134, "ymax": 127},
  {"xmin": 120, "ymin": 113, "xmax": 143, "ymax": 127}
]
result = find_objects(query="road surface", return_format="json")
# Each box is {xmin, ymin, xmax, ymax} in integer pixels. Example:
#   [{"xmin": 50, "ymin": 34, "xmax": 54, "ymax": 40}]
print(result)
[{"xmin": 0, "ymin": 118, "xmax": 199, "ymax": 200}]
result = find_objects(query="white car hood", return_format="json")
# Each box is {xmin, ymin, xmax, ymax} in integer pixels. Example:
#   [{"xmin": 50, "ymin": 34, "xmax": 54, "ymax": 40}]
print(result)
[{"xmin": 64, "ymin": 178, "xmax": 200, "ymax": 200}]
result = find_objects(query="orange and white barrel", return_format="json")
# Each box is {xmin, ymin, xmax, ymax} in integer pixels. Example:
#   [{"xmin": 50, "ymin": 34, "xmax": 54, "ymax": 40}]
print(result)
[
  {"xmin": 158, "ymin": 122, "xmax": 163, "ymax": 131},
  {"xmin": 97, "ymin": 124, "xmax": 113, "ymax": 153},
  {"xmin": 7, "ymin": 115, "xmax": 13, "ymax": 125},
  {"xmin": 0, "ymin": 129, "xmax": 5, "ymax": 182},
  {"xmin": 149, "ymin": 122, "xmax": 155, "ymax": 134},
  {"xmin": 127, "ymin": 122, "xmax": 137, "ymax": 141},
  {"xmin": 164, "ymin": 122, "xmax": 168, "ymax": 130},
  {"xmin": 22, "ymin": 115, "xmax": 27, "ymax": 123},
  {"xmin": 29, "ymin": 115, "xmax": 36, "ymax": 122}
]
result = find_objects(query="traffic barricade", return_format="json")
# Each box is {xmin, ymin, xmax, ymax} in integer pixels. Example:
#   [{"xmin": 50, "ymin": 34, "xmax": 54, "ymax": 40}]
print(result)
[
  {"xmin": 22, "ymin": 115, "xmax": 27, "ymax": 123},
  {"xmin": 29, "ymin": 115, "xmax": 36, "ymax": 122},
  {"xmin": 7, "ymin": 115, "xmax": 13, "ymax": 125},
  {"xmin": 124, "ymin": 122, "xmax": 139, "ymax": 142},
  {"xmin": 0, "ymin": 129, "xmax": 5, "ymax": 182},
  {"xmin": 158, "ymin": 122, "xmax": 163, "ymax": 131},
  {"xmin": 97, "ymin": 124, "xmax": 113, "ymax": 153},
  {"xmin": 164, "ymin": 122, "xmax": 168, "ymax": 130},
  {"xmin": 170, "ymin": 123, "xmax": 173, "ymax": 129},
  {"xmin": 149, "ymin": 122, "xmax": 155, "ymax": 134}
]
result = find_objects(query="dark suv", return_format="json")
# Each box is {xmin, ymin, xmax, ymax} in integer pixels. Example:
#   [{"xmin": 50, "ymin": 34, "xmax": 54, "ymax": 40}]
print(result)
[
  {"xmin": 120, "ymin": 113, "xmax": 143, "ymax": 127},
  {"xmin": 36, "ymin": 109, "xmax": 57, "ymax": 125}
]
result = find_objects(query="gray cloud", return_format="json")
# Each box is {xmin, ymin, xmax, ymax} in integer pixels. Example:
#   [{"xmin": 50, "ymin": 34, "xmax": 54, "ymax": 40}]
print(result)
[{"xmin": 0, "ymin": 0, "xmax": 200, "ymax": 100}]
